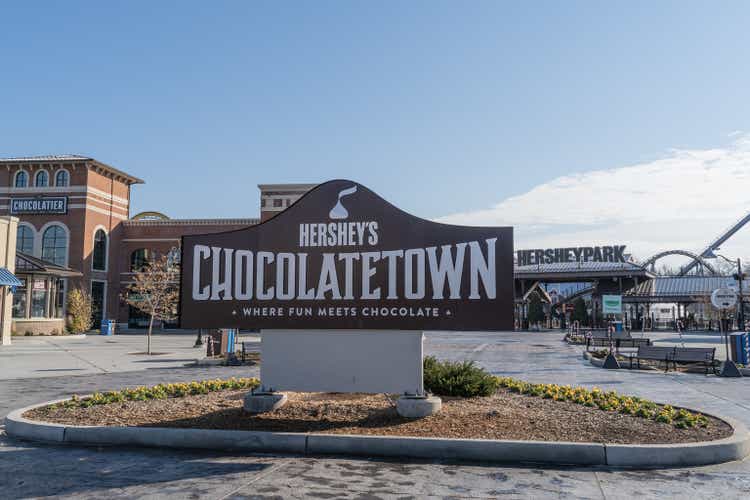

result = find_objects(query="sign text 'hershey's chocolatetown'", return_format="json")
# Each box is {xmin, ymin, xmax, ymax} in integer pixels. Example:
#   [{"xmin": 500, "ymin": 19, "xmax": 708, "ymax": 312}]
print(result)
[{"xmin": 179, "ymin": 180, "xmax": 514, "ymax": 330}]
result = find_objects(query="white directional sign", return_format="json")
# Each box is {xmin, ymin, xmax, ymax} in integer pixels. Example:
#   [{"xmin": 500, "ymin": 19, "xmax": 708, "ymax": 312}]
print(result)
[{"xmin": 711, "ymin": 288, "xmax": 738, "ymax": 310}]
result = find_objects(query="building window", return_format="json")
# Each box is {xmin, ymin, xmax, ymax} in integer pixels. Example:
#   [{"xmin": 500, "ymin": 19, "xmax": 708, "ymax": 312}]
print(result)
[
  {"xmin": 273, "ymin": 198, "xmax": 283, "ymax": 208},
  {"xmin": 55, "ymin": 170, "xmax": 70, "ymax": 187},
  {"xmin": 130, "ymin": 248, "xmax": 152, "ymax": 272},
  {"xmin": 35, "ymin": 170, "xmax": 49, "ymax": 187},
  {"xmin": 31, "ymin": 280, "xmax": 48, "ymax": 318},
  {"xmin": 41, "ymin": 225, "xmax": 68, "ymax": 266},
  {"xmin": 92, "ymin": 229, "xmax": 107, "ymax": 271},
  {"xmin": 16, "ymin": 225, "xmax": 34, "ymax": 254},
  {"xmin": 55, "ymin": 279, "xmax": 65, "ymax": 318},
  {"xmin": 12, "ymin": 280, "xmax": 27, "ymax": 319},
  {"xmin": 14, "ymin": 171, "xmax": 28, "ymax": 187},
  {"xmin": 261, "ymin": 198, "xmax": 266, "ymax": 208}
]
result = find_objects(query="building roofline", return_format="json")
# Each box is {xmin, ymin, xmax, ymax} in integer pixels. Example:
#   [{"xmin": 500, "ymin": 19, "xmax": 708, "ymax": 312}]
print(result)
[
  {"xmin": 123, "ymin": 218, "xmax": 259, "ymax": 226},
  {"xmin": 257, "ymin": 183, "xmax": 317, "ymax": 191},
  {"xmin": 0, "ymin": 155, "xmax": 144, "ymax": 185},
  {"xmin": 88, "ymin": 159, "xmax": 144, "ymax": 185}
]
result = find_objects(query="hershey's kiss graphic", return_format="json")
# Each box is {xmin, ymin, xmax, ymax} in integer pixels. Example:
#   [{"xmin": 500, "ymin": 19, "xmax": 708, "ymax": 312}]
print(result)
[{"xmin": 329, "ymin": 185, "xmax": 357, "ymax": 219}]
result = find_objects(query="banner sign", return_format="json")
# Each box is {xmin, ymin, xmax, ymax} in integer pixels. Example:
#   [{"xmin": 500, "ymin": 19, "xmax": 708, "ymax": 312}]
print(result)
[
  {"xmin": 602, "ymin": 294, "xmax": 622, "ymax": 315},
  {"xmin": 10, "ymin": 197, "xmax": 68, "ymax": 215},
  {"xmin": 179, "ymin": 180, "xmax": 514, "ymax": 331},
  {"xmin": 516, "ymin": 245, "xmax": 627, "ymax": 266}
]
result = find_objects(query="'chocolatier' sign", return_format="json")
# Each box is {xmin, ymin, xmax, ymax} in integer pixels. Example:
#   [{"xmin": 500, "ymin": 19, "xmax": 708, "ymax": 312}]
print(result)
[{"xmin": 179, "ymin": 180, "xmax": 514, "ymax": 331}]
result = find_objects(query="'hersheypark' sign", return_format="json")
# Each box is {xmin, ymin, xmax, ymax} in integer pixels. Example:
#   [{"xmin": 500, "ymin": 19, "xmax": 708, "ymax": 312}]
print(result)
[
  {"xmin": 10, "ymin": 197, "xmax": 68, "ymax": 215},
  {"xmin": 179, "ymin": 180, "xmax": 514, "ymax": 331},
  {"xmin": 516, "ymin": 245, "xmax": 627, "ymax": 266}
]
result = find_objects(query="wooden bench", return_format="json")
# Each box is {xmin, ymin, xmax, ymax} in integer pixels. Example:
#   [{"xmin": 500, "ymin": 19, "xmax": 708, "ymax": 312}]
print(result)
[
  {"xmin": 586, "ymin": 335, "xmax": 649, "ymax": 350},
  {"xmin": 628, "ymin": 346, "xmax": 675, "ymax": 371},
  {"xmin": 240, "ymin": 341, "xmax": 260, "ymax": 362},
  {"xmin": 672, "ymin": 347, "xmax": 717, "ymax": 375},
  {"xmin": 615, "ymin": 338, "xmax": 651, "ymax": 349},
  {"xmin": 628, "ymin": 346, "xmax": 717, "ymax": 374}
]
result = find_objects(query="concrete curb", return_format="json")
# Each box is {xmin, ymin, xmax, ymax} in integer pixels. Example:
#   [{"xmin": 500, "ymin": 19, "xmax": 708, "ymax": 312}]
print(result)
[
  {"xmin": 605, "ymin": 416, "xmax": 750, "ymax": 467},
  {"xmin": 12, "ymin": 334, "xmax": 87, "ymax": 340},
  {"xmin": 6, "ymin": 399, "xmax": 750, "ymax": 468},
  {"xmin": 307, "ymin": 433, "xmax": 605, "ymax": 465}
]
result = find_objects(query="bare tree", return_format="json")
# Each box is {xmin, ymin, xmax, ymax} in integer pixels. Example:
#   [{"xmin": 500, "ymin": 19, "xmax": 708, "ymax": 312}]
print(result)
[{"xmin": 123, "ymin": 253, "xmax": 179, "ymax": 354}]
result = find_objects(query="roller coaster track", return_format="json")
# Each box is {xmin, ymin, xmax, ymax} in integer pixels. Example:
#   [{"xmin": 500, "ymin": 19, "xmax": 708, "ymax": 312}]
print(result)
[
  {"xmin": 640, "ymin": 249, "xmax": 719, "ymax": 276},
  {"xmin": 680, "ymin": 211, "xmax": 750, "ymax": 275},
  {"xmin": 558, "ymin": 285, "xmax": 596, "ymax": 304}
]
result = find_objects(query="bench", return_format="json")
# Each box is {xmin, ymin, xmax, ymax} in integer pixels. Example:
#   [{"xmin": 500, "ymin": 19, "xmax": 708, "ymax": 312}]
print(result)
[
  {"xmin": 241, "ymin": 341, "xmax": 260, "ymax": 362},
  {"xmin": 586, "ymin": 336, "xmax": 650, "ymax": 350},
  {"xmin": 628, "ymin": 346, "xmax": 675, "ymax": 372},
  {"xmin": 628, "ymin": 346, "xmax": 717, "ymax": 374},
  {"xmin": 672, "ymin": 347, "xmax": 717, "ymax": 375},
  {"xmin": 590, "ymin": 330, "xmax": 632, "ymax": 340},
  {"xmin": 614, "ymin": 338, "xmax": 651, "ymax": 349}
]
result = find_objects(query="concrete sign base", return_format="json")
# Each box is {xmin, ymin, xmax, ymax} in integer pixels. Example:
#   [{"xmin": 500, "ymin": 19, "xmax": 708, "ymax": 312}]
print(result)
[
  {"xmin": 243, "ymin": 392, "xmax": 288, "ymax": 414},
  {"xmin": 396, "ymin": 395, "xmax": 442, "ymax": 418},
  {"xmin": 260, "ymin": 330, "xmax": 424, "ymax": 394}
]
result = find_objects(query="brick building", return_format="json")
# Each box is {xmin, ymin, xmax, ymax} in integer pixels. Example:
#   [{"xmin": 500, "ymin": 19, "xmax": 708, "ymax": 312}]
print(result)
[{"xmin": 0, "ymin": 155, "xmax": 310, "ymax": 330}]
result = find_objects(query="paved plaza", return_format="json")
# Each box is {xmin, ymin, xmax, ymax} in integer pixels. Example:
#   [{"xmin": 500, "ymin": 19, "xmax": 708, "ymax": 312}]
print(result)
[{"xmin": 1, "ymin": 330, "xmax": 749, "ymax": 499}]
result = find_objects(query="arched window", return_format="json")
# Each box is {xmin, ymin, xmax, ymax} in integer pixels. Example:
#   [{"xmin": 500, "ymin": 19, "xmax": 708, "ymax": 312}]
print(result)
[
  {"xmin": 35, "ymin": 170, "xmax": 49, "ymax": 187},
  {"xmin": 16, "ymin": 225, "xmax": 34, "ymax": 254},
  {"xmin": 130, "ymin": 248, "xmax": 152, "ymax": 272},
  {"xmin": 55, "ymin": 170, "xmax": 70, "ymax": 187},
  {"xmin": 92, "ymin": 229, "xmax": 107, "ymax": 271},
  {"xmin": 14, "ymin": 171, "xmax": 28, "ymax": 187},
  {"xmin": 41, "ymin": 225, "xmax": 67, "ymax": 266}
]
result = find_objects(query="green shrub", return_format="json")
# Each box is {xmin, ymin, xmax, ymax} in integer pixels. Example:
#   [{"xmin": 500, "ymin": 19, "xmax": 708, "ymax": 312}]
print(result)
[
  {"xmin": 423, "ymin": 356, "xmax": 499, "ymax": 397},
  {"xmin": 67, "ymin": 288, "xmax": 93, "ymax": 334}
]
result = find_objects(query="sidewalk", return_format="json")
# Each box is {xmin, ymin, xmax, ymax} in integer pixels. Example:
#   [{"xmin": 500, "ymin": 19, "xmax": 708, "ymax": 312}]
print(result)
[{"xmin": 0, "ymin": 334, "xmax": 221, "ymax": 379}]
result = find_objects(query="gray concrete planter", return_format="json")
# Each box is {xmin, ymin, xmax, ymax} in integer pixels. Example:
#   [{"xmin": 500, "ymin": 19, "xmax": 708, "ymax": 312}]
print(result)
[
  {"xmin": 583, "ymin": 350, "xmax": 605, "ymax": 367},
  {"xmin": 6, "ymin": 399, "xmax": 750, "ymax": 468}
]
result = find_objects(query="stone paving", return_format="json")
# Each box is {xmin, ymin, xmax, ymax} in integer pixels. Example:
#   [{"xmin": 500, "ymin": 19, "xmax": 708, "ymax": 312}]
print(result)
[
  {"xmin": 0, "ymin": 332, "xmax": 239, "ymax": 380},
  {"xmin": 0, "ymin": 331, "xmax": 749, "ymax": 499}
]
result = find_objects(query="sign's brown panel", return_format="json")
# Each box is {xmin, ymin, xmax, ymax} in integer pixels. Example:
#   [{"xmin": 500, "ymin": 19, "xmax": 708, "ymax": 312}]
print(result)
[{"xmin": 179, "ymin": 180, "xmax": 514, "ymax": 331}]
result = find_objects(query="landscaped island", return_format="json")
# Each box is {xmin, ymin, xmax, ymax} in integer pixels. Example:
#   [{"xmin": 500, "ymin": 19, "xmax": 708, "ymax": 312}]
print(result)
[{"xmin": 23, "ymin": 371, "xmax": 731, "ymax": 445}]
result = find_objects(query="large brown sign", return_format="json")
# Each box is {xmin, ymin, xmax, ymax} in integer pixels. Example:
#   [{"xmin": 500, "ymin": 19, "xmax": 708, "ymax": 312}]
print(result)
[{"xmin": 179, "ymin": 180, "xmax": 514, "ymax": 331}]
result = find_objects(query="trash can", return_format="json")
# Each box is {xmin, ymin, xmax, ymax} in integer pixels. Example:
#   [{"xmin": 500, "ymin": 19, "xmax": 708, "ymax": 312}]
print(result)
[
  {"xmin": 219, "ymin": 329, "xmax": 237, "ymax": 355},
  {"xmin": 614, "ymin": 321, "xmax": 623, "ymax": 332},
  {"xmin": 729, "ymin": 332, "xmax": 749, "ymax": 365},
  {"xmin": 101, "ymin": 319, "xmax": 116, "ymax": 336}
]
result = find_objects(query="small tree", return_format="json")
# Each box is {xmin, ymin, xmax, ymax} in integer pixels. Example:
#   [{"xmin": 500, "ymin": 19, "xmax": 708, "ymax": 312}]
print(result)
[
  {"xmin": 572, "ymin": 297, "xmax": 588, "ymax": 327},
  {"xmin": 124, "ymin": 253, "xmax": 179, "ymax": 354},
  {"xmin": 527, "ymin": 292, "xmax": 545, "ymax": 330},
  {"xmin": 67, "ymin": 288, "xmax": 93, "ymax": 334}
]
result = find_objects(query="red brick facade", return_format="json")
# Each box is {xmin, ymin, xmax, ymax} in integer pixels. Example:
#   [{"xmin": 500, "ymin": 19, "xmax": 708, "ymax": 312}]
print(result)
[{"xmin": 0, "ymin": 155, "xmax": 282, "ymax": 328}]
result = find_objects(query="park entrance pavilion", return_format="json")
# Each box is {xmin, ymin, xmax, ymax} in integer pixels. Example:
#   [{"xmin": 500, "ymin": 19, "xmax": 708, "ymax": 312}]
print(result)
[{"xmin": 514, "ymin": 262, "xmax": 747, "ymax": 330}]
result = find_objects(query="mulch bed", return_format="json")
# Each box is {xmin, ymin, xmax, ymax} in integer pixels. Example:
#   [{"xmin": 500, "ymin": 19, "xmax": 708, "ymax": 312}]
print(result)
[{"xmin": 25, "ymin": 389, "xmax": 732, "ymax": 445}]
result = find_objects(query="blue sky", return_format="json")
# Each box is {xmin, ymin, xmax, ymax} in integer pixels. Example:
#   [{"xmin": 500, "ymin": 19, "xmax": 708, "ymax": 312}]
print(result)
[{"xmin": 1, "ymin": 1, "xmax": 749, "ymax": 259}]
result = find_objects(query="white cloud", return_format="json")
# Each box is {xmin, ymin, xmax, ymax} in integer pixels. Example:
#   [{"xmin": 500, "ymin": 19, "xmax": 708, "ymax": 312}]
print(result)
[{"xmin": 438, "ymin": 134, "xmax": 750, "ymax": 265}]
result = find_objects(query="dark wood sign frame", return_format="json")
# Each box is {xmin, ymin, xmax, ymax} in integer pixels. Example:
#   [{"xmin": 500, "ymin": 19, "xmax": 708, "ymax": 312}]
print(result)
[{"xmin": 179, "ymin": 180, "xmax": 513, "ymax": 331}]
